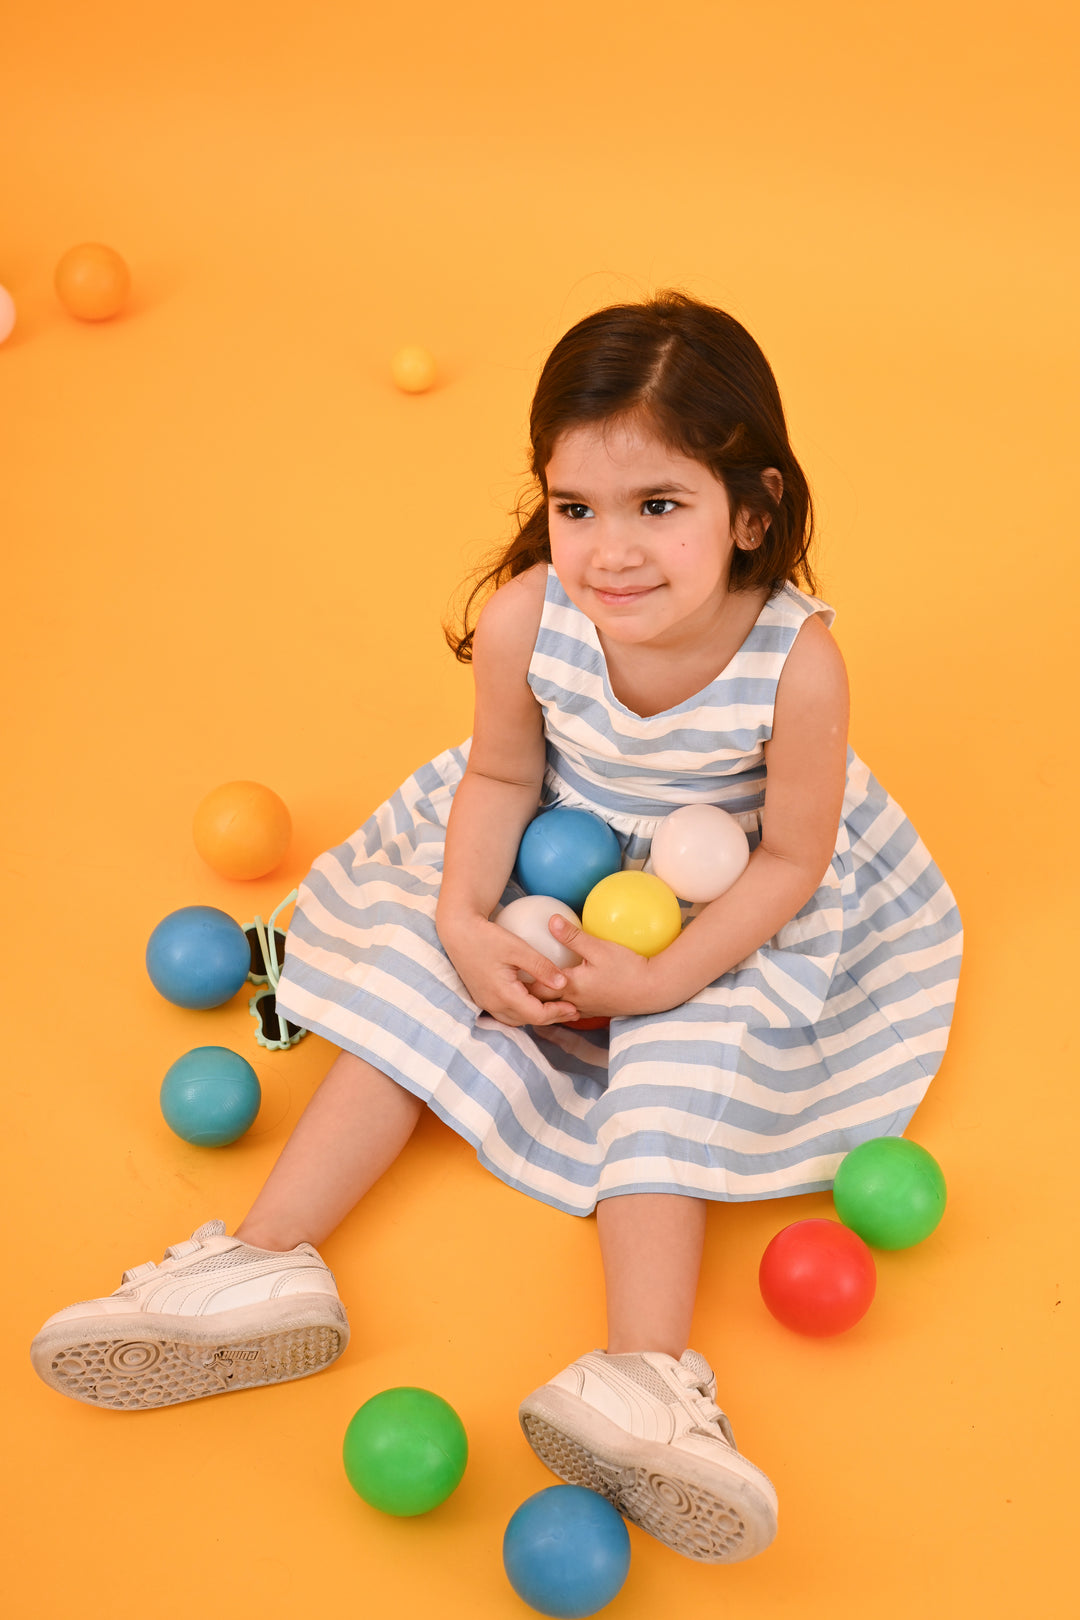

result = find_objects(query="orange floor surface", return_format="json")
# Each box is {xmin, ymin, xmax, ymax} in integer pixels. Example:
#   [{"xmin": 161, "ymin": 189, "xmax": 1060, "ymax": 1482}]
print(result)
[{"xmin": 2, "ymin": 3, "xmax": 1076, "ymax": 1616}]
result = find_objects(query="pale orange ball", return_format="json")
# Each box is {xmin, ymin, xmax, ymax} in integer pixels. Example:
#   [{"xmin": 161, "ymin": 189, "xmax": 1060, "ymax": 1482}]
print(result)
[
  {"xmin": 54, "ymin": 243, "xmax": 131, "ymax": 321},
  {"xmin": 193, "ymin": 781, "xmax": 292, "ymax": 880},
  {"xmin": 391, "ymin": 345, "xmax": 437, "ymax": 393}
]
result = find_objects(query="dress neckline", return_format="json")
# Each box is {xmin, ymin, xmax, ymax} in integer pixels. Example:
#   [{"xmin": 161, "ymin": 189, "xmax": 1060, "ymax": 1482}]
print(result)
[{"xmin": 547, "ymin": 564, "xmax": 781, "ymax": 722}]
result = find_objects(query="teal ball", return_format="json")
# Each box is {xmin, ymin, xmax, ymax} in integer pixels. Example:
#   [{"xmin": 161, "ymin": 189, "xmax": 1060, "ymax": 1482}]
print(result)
[{"xmin": 160, "ymin": 1046, "xmax": 261, "ymax": 1146}]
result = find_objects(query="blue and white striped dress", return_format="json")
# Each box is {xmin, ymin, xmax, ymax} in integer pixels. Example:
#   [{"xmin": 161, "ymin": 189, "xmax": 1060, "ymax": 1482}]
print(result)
[{"xmin": 273, "ymin": 565, "xmax": 963, "ymax": 1215}]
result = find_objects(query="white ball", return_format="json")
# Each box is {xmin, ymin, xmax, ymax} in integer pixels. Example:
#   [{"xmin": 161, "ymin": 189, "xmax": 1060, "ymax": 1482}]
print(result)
[
  {"xmin": 493, "ymin": 895, "xmax": 583, "ymax": 982},
  {"xmin": 649, "ymin": 804, "xmax": 750, "ymax": 903},
  {"xmin": 0, "ymin": 285, "xmax": 15, "ymax": 344}
]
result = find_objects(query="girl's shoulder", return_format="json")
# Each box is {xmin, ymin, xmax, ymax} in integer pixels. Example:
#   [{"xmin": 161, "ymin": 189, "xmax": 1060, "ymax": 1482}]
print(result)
[
  {"xmin": 475, "ymin": 560, "xmax": 548, "ymax": 638},
  {"xmin": 773, "ymin": 602, "xmax": 849, "ymax": 730},
  {"xmin": 472, "ymin": 561, "xmax": 548, "ymax": 673}
]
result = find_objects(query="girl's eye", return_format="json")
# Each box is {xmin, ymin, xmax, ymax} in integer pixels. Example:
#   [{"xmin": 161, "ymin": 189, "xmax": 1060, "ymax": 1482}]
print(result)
[{"xmin": 553, "ymin": 499, "xmax": 680, "ymax": 520}]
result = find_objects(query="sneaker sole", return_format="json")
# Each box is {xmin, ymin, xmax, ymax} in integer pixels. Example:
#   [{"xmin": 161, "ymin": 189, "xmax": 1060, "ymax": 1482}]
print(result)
[
  {"xmin": 30, "ymin": 1296, "xmax": 350, "ymax": 1411},
  {"xmin": 518, "ymin": 1385, "xmax": 777, "ymax": 1563}
]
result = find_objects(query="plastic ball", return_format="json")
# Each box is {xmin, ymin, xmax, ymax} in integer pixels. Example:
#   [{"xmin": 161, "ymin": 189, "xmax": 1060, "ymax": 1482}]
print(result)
[
  {"xmin": 493, "ymin": 895, "xmax": 583, "ymax": 983},
  {"xmin": 515, "ymin": 808, "xmax": 622, "ymax": 913},
  {"xmin": 391, "ymin": 345, "xmax": 437, "ymax": 393},
  {"xmin": 503, "ymin": 1485, "xmax": 631, "ymax": 1619},
  {"xmin": 343, "ymin": 1387, "xmax": 468, "ymax": 1516},
  {"xmin": 0, "ymin": 286, "xmax": 15, "ymax": 344},
  {"xmin": 833, "ymin": 1136, "xmax": 947, "ymax": 1249},
  {"xmin": 54, "ymin": 243, "xmax": 130, "ymax": 320},
  {"xmin": 193, "ymin": 780, "xmax": 292, "ymax": 880},
  {"xmin": 649, "ymin": 803, "xmax": 750, "ymax": 902},
  {"xmin": 160, "ymin": 1046, "xmax": 261, "ymax": 1146},
  {"xmin": 759, "ymin": 1219, "xmax": 876, "ymax": 1336},
  {"xmin": 146, "ymin": 905, "xmax": 251, "ymax": 1010},
  {"xmin": 582, "ymin": 870, "xmax": 682, "ymax": 957}
]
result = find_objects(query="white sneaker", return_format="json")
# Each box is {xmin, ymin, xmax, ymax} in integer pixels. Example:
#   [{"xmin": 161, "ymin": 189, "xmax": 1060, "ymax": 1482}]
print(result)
[
  {"xmin": 30, "ymin": 1219, "xmax": 349, "ymax": 1411},
  {"xmin": 519, "ymin": 1347, "xmax": 778, "ymax": 1563}
]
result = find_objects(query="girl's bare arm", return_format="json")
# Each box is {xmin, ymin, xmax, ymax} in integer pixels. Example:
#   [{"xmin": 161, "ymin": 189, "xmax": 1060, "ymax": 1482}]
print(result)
[
  {"xmin": 435, "ymin": 565, "xmax": 580, "ymax": 1025},
  {"xmin": 645, "ymin": 612, "xmax": 851, "ymax": 1011}
]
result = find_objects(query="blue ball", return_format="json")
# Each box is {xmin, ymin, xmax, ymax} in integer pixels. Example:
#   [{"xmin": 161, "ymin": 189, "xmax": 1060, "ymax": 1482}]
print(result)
[
  {"xmin": 146, "ymin": 905, "xmax": 250, "ymax": 1010},
  {"xmin": 503, "ymin": 1485, "xmax": 631, "ymax": 1618},
  {"xmin": 514, "ymin": 809, "xmax": 622, "ymax": 913},
  {"xmin": 160, "ymin": 1046, "xmax": 261, "ymax": 1146}
]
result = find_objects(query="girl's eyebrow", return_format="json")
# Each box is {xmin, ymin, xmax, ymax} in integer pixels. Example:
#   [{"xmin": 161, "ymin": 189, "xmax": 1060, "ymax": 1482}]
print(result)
[{"xmin": 548, "ymin": 483, "xmax": 695, "ymax": 501}]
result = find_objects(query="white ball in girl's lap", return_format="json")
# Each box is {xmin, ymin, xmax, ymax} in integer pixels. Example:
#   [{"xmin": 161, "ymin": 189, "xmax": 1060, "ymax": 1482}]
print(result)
[
  {"xmin": 650, "ymin": 805, "xmax": 751, "ymax": 903},
  {"xmin": 492, "ymin": 896, "xmax": 584, "ymax": 981}
]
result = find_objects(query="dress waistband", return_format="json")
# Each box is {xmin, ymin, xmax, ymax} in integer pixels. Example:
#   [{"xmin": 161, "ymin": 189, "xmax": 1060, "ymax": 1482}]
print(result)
[{"xmin": 541, "ymin": 762, "xmax": 766, "ymax": 834}]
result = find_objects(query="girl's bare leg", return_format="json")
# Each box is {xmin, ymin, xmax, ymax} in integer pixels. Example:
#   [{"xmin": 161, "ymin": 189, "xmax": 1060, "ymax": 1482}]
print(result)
[
  {"xmin": 597, "ymin": 1193, "xmax": 708, "ymax": 1359},
  {"xmin": 234, "ymin": 1049, "xmax": 425, "ymax": 1251}
]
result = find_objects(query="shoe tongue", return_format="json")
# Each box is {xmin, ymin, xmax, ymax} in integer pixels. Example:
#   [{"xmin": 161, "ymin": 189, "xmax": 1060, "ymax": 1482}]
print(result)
[
  {"xmin": 679, "ymin": 1348, "xmax": 716, "ymax": 1391},
  {"xmin": 191, "ymin": 1219, "xmax": 227, "ymax": 1242}
]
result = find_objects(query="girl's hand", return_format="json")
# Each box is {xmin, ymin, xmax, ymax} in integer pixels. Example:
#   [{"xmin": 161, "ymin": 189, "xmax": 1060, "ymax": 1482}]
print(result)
[
  {"xmin": 437, "ymin": 912, "xmax": 583, "ymax": 1028},
  {"xmin": 543, "ymin": 915, "xmax": 661, "ymax": 1019}
]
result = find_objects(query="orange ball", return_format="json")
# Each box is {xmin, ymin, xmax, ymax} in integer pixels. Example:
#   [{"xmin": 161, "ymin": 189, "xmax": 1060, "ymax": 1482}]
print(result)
[
  {"xmin": 193, "ymin": 781, "xmax": 292, "ymax": 880},
  {"xmin": 54, "ymin": 243, "xmax": 131, "ymax": 321}
]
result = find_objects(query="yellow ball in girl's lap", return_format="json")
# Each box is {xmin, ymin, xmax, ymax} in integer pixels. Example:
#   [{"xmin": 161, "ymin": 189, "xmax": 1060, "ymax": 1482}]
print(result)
[{"xmin": 582, "ymin": 870, "xmax": 683, "ymax": 957}]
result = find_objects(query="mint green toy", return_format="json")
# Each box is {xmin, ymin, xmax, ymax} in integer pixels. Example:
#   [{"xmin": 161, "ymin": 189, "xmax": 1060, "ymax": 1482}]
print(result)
[{"xmin": 243, "ymin": 888, "xmax": 308, "ymax": 1052}]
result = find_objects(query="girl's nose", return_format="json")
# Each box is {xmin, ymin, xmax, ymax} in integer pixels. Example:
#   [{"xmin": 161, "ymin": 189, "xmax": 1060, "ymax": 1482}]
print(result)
[{"xmin": 589, "ymin": 520, "xmax": 647, "ymax": 569}]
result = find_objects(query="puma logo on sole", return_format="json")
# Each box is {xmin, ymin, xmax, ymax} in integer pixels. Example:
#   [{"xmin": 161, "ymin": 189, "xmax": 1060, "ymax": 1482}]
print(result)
[{"xmin": 212, "ymin": 1347, "xmax": 261, "ymax": 1363}]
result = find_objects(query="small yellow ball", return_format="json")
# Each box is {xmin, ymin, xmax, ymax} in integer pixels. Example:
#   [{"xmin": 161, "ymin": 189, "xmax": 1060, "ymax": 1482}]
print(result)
[
  {"xmin": 391, "ymin": 345, "xmax": 437, "ymax": 393},
  {"xmin": 582, "ymin": 870, "xmax": 683, "ymax": 957},
  {"xmin": 55, "ymin": 242, "xmax": 131, "ymax": 321}
]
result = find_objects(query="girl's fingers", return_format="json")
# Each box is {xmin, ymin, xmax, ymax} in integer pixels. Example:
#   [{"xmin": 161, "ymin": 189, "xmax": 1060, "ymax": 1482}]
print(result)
[
  {"xmin": 498, "ymin": 984, "xmax": 582, "ymax": 1023},
  {"xmin": 505, "ymin": 942, "xmax": 572, "ymax": 990},
  {"xmin": 548, "ymin": 914, "xmax": 588, "ymax": 956},
  {"xmin": 523, "ymin": 999, "xmax": 581, "ymax": 1026}
]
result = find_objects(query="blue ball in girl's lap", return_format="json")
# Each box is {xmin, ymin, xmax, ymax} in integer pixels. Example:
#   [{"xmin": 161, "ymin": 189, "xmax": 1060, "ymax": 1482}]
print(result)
[{"xmin": 515, "ymin": 808, "xmax": 621, "ymax": 912}]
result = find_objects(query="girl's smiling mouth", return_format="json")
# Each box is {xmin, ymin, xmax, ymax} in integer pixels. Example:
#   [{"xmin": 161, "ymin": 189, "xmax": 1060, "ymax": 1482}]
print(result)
[{"xmin": 592, "ymin": 585, "xmax": 659, "ymax": 605}]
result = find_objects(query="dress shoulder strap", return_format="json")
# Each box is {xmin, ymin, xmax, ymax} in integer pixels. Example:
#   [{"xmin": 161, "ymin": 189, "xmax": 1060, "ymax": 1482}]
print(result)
[{"xmin": 768, "ymin": 579, "xmax": 837, "ymax": 634}]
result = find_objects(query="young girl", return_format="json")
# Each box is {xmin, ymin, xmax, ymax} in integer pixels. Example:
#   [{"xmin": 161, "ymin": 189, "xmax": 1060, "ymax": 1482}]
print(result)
[{"xmin": 31, "ymin": 291, "xmax": 963, "ymax": 1567}]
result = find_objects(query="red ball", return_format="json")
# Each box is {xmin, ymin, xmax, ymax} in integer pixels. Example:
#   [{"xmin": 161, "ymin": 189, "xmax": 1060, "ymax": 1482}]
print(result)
[{"xmin": 759, "ymin": 1218, "xmax": 876, "ymax": 1336}]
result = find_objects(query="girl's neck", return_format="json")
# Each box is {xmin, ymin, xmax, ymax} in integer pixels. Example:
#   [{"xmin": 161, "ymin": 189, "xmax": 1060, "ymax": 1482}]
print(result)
[{"xmin": 595, "ymin": 583, "xmax": 772, "ymax": 719}]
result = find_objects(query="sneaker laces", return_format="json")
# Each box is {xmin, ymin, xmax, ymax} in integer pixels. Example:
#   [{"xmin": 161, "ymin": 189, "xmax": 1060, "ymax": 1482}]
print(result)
[
  {"xmin": 120, "ymin": 1219, "xmax": 227, "ymax": 1285},
  {"xmin": 675, "ymin": 1351, "xmax": 738, "ymax": 1448}
]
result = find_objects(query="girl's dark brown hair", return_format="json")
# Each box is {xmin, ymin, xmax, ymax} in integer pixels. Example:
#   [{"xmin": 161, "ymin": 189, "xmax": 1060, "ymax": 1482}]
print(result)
[{"xmin": 445, "ymin": 289, "xmax": 818, "ymax": 662}]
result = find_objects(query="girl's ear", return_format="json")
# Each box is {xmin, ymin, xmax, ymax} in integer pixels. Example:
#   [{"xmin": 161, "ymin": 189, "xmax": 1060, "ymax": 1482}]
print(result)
[
  {"xmin": 735, "ymin": 467, "xmax": 784, "ymax": 550},
  {"xmin": 761, "ymin": 467, "xmax": 784, "ymax": 505}
]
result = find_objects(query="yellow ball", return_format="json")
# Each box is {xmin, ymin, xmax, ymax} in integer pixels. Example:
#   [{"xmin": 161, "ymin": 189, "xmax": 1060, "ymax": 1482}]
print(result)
[
  {"xmin": 391, "ymin": 345, "xmax": 437, "ymax": 393},
  {"xmin": 582, "ymin": 870, "xmax": 683, "ymax": 957},
  {"xmin": 193, "ymin": 781, "xmax": 292, "ymax": 880}
]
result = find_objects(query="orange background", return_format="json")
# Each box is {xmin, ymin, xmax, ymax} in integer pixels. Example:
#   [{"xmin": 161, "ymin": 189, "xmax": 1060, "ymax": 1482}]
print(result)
[{"xmin": 2, "ymin": 3, "xmax": 1076, "ymax": 1615}]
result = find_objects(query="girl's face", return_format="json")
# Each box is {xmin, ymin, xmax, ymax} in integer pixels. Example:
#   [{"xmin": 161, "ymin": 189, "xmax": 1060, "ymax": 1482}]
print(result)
[{"xmin": 545, "ymin": 417, "xmax": 776, "ymax": 653}]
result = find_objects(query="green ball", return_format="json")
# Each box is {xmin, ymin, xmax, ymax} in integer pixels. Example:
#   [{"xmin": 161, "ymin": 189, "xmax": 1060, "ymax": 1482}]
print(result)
[
  {"xmin": 342, "ymin": 1387, "xmax": 468, "ymax": 1516},
  {"xmin": 833, "ymin": 1136, "xmax": 947, "ymax": 1249}
]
